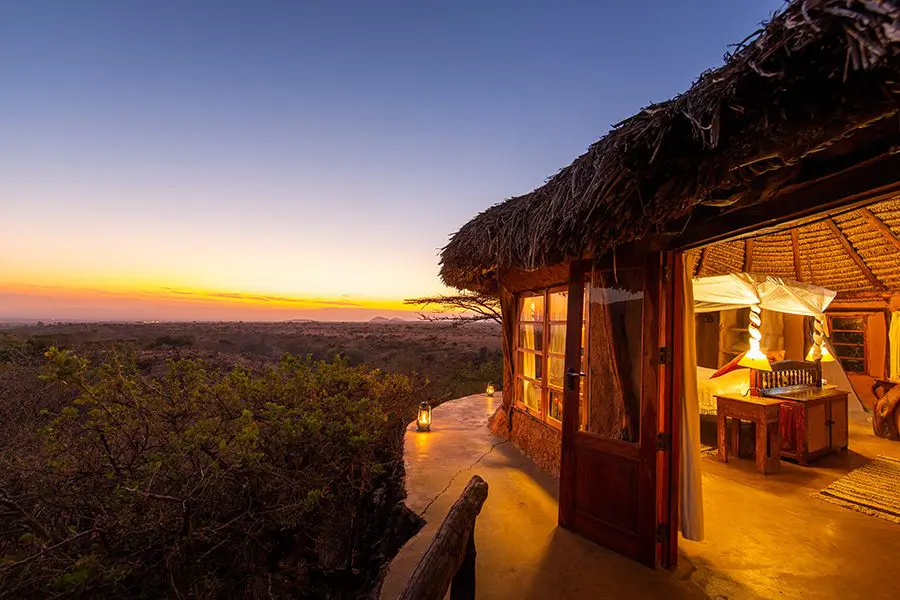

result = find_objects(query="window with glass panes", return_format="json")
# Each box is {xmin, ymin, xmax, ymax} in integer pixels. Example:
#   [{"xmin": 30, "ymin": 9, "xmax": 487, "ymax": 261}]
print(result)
[
  {"xmin": 515, "ymin": 287, "xmax": 586, "ymax": 426},
  {"xmin": 828, "ymin": 315, "xmax": 867, "ymax": 374}
]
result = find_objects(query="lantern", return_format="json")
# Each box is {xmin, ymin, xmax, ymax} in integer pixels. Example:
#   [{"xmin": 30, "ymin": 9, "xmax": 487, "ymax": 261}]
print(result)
[
  {"xmin": 738, "ymin": 303, "xmax": 772, "ymax": 371},
  {"xmin": 416, "ymin": 401, "xmax": 432, "ymax": 432},
  {"xmin": 486, "ymin": 383, "xmax": 495, "ymax": 397}
]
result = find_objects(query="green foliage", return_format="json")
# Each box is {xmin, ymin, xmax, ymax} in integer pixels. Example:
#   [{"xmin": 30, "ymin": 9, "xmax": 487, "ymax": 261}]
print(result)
[
  {"xmin": 145, "ymin": 334, "xmax": 194, "ymax": 349},
  {"xmin": 431, "ymin": 348, "xmax": 503, "ymax": 401},
  {"xmin": 0, "ymin": 348, "xmax": 416, "ymax": 599}
]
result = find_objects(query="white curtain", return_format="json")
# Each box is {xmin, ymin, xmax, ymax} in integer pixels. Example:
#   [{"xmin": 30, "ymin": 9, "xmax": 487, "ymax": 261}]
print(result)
[
  {"xmin": 680, "ymin": 253, "xmax": 704, "ymax": 541},
  {"xmin": 891, "ymin": 311, "xmax": 900, "ymax": 380}
]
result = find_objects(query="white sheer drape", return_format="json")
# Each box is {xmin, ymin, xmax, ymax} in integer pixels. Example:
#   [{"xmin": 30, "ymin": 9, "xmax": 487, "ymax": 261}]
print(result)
[
  {"xmin": 681, "ymin": 253, "xmax": 705, "ymax": 541},
  {"xmin": 891, "ymin": 311, "xmax": 900, "ymax": 380},
  {"xmin": 693, "ymin": 273, "xmax": 836, "ymax": 318}
]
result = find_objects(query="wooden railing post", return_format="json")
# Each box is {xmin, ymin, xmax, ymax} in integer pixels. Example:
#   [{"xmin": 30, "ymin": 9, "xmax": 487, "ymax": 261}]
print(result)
[
  {"xmin": 397, "ymin": 475, "xmax": 488, "ymax": 600},
  {"xmin": 449, "ymin": 523, "xmax": 476, "ymax": 600}
]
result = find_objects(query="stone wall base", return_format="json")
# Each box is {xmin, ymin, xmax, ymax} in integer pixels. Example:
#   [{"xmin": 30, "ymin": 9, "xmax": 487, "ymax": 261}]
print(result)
[{"xmin": 488, "ymin": 406, "xmax": 561, "ymax": 477}]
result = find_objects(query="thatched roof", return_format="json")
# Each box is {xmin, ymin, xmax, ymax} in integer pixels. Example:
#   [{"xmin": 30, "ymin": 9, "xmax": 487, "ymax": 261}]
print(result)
[
  {"xmin": 441, "ymin": 0, "xmax": 900, "ymax": 291},
  {"xmin": 696, "ymin": 197, "xmax": 900, "ymax": 293}
]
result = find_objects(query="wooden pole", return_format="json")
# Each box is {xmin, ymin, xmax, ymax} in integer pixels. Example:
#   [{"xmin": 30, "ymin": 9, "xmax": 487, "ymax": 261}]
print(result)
[
  {"xmin": 449, "ymin": 525, "xmax": 477, "ymax": 600},
  {"xmin": 397, "ymin": 476, "xmax": 488, "ymax": 600}
]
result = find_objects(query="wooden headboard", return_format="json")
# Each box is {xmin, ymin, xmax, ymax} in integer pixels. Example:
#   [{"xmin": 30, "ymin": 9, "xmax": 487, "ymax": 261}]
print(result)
[{"xmin": 752, "ymin": 360, "xmax": 822, "ymax": 393}]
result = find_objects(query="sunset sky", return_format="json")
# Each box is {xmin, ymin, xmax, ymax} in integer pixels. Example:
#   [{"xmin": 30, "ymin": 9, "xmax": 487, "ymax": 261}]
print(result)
[{"xmin": 1, "ymin": 1, "xmax": 783, "ymax": 321}]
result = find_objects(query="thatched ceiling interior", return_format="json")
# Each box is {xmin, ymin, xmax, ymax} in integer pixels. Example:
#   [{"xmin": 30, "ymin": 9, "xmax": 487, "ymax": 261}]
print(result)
[{"xmin": 695, "ymin": 197, "xmax": 900, "ymax": 296}]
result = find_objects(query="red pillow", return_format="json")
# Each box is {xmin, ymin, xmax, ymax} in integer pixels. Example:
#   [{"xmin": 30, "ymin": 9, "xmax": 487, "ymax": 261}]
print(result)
[
  {"xmin": 711, "ymin": 349, "xmax": 785, "ymax": 378},
  {"xmin": 711, "ymin": 353, "xmax": 745, "ymax": 378}
]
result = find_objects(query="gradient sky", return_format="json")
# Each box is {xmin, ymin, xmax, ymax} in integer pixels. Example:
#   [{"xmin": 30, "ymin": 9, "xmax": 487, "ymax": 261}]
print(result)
[{"xmin": 0, "ymin": 0, "xmax": 784, "ymax": 321}]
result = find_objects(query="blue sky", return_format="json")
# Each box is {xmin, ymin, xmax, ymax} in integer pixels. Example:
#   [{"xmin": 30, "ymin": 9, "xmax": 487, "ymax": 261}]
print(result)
[{"xmin": 0, "ymin": 0, "xmax": 785, "ymax": 320}]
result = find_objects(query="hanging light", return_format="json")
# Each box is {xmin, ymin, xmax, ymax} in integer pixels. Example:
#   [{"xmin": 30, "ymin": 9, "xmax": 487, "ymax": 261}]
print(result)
[
  {"xmin": 738, "ymin": 304, "xmax": 772, "ymax": 371},
  {"xmin": 485, "ymin": 383, "xmax": 495, "ymax": 397},
  {"xmin": 805, "ymin": 316, "xmax": 836, "ymax": 363},
  {"xmin": 416, "ymin": 401, "xmax": 432, "ymax": 432}
]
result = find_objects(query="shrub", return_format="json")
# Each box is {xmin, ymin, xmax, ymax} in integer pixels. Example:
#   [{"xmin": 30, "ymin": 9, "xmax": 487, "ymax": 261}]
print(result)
[
  {"xmin": 146, "ymin": 334, "xmax": 194, "ymax": 349},
  {"xmin": 0, "ymin": 349, "xmax": 418, "ymax": 599}
]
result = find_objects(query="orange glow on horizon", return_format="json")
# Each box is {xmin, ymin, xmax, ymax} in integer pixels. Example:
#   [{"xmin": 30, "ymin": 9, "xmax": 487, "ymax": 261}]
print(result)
[{"xmin": 0, "ymin": 281, "xmax": 428, "ymax": 322}]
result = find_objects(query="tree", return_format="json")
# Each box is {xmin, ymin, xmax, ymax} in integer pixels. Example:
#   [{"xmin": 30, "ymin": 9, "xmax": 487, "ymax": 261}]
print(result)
[
  {"xmin": 403, "ymin": 291, "xmax": 501, "ymax": 325},
  {"xmin": 0, "ymin": 348, "xmax": 419, "ymax": 599}
]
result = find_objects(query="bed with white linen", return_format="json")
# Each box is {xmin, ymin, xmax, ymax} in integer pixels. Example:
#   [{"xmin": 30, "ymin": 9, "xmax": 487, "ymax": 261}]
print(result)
[{"xmin": 696, "ymin": 366, "xmax": 750, "ymax": 415}]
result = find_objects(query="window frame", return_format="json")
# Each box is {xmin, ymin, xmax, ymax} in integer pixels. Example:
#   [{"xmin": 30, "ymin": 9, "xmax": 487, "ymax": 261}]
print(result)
[
  {"xmin": 513, "ymin": 285, "xmax": 587, "ymax": 430},
  {"xmin": 827, "ymin": 313, "xmax": 868, "ymax": 374},
  {"xmin": 515, "ymin": 290, "xmax": 546, "ymax": 417}
]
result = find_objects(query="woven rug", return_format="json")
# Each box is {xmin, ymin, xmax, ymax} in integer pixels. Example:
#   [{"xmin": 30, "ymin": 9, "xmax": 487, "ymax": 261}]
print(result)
[{"xmin": 817, "ymin": 456, "xmax": 900, "ymax": 524}]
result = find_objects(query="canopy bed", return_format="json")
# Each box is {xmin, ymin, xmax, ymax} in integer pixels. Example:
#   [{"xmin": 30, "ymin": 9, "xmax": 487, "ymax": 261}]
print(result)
[
  {"xmin": 690, "ymin": 274, "xmax": 853, "ymax": 466},
  {"xmin": 691, "ymin": 273, "xmax": 847, "ymax": 411}
]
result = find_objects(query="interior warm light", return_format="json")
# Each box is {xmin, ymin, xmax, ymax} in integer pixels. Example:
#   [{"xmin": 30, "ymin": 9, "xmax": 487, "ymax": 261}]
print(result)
[
  {"xmin": 739, "ymin": 348, "xmax": 773, "ymax": 371},
  {"xmin": 738, "ymin": 304, "xmax": 772, "ymax": 371},
  {"xmin": 416, "ymin": 401, "xmax": 432, "ymax": 432},
  {"xmin": 805, "ymin": 316, "xmax": 836, "ymax": 363},
  {"xmin": 485, "ymin": 383, "xmax": 495, "ymax": 397},
  {"xmin": 806, "ymin": 342, "xmax": 836, "ymax": 363}
]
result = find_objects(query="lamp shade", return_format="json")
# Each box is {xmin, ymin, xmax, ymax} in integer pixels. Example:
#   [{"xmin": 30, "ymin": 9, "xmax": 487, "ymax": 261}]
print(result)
[
  {"xmin": 738, "ymin": 348, "xmax": 773, "ymax": 371},
  {"xmin": 805, "ymin": 343, "xmax": 836, "ymax": 363},
  {"xmin": 805, "ymin": 315, "xmax": 836, "ymax": 363}
]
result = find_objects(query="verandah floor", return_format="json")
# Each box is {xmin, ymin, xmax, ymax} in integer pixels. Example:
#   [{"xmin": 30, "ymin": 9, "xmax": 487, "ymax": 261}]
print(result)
[{"xmin": 379, "ymin": 393, "xmax": 900, "ymax": 600}]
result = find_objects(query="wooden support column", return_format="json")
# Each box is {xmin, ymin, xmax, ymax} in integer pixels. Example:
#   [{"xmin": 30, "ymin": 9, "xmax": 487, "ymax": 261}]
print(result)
[
  {"xmin": 499, "ymin": 285, "xmax": 517, "ymax": 427},
  {"xmin": 825, "ymin": 219, "xmax": 885, "ymax": 291}
]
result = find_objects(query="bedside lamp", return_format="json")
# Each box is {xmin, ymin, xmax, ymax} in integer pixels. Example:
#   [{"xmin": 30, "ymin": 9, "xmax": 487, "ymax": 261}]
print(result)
[
  {"xmin": 805, "ymin": 316, "xmax": 836, "ymax": 363},
  {"xmin": 738, "ymin": 304, "xmax": 772, "ymax": 372}
]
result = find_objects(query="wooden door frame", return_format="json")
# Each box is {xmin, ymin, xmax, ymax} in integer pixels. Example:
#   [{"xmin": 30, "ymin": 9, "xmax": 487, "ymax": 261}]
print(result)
[
  {"xmin": 558, "ymin": 260, "xmax": 588, "ymax": 530},
  {"xmin": 558, "ymin": 253, "xmax": 672, "ymax": 568},
  {"xmin": 658, "ymin": 250, "xmax": 681, "ymax": 569}
]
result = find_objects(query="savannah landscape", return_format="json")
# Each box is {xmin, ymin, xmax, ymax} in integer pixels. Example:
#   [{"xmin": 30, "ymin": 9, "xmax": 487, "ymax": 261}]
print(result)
[
  {"xmin": 1, "ymin": 1, "xmax": 826, "ymax": 598},
  {"xmin": 0, "ymin": 321, "xmax": 500, "ymax": 598}
]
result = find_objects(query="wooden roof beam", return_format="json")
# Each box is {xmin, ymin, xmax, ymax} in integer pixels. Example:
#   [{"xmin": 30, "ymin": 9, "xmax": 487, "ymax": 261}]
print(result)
[
  {"xmin": 743, "ymin": 239, "xmax": 754, "ymax": 272},
  {"xmin": 696, "ymin": 246, "xmax": 708, "ymax": 277},
  {"xmin": 859, "ymin": 207, "xmax": 900, "ymax": 253},
  {"xmin": 677, "ymin": 152, "xmax": 900, "ymax": 250},
  {"xmin": 790, "ymin": 229, "xmax": 803, "ymax": 282},
  {"xmin": 825, "ymin": 218, "xmax": 885, "ymax": 291}
]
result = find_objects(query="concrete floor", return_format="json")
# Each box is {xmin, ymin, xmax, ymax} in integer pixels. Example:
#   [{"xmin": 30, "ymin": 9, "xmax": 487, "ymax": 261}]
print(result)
[{"xmin": 380, "ymin": 393, "xmax": 900, "ymax": 600}]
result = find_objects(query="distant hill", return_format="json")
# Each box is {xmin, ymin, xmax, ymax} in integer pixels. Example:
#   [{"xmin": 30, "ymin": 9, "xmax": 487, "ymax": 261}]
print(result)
[{"xmin": 368, "ymin": 317, "xmax": 409, "ymax": 323}]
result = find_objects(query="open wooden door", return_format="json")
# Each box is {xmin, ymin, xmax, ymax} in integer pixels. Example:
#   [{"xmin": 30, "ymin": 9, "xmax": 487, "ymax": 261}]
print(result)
[{"xmin": 559, "ymin": 252, "xmax": 673, "ymax": 568}]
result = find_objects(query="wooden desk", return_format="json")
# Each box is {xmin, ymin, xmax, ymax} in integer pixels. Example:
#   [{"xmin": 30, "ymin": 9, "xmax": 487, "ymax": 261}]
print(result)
[
  {"xmin": 716, "ymin": 394, "xmax": 782, "ymax": 474},
  {"xmin": 766, "ymin": 387, "xmax": 849, "ymax": 464}
]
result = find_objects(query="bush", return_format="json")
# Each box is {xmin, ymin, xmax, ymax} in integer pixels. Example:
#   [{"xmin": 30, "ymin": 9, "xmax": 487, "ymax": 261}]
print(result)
[
  {"xmin": 0, "ymin": 349, "xmax": 418, "ymax": 599},
  {"xmin": 146, "ymin": 335, "xmax": 194, "ymax": 349}
]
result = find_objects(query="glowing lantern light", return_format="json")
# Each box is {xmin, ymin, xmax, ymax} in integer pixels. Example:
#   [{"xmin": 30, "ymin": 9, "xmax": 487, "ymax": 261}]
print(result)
[
  {"xmin": 486, "ymin": 383, "xmax": 495, "ymax": 397},
  {"xmin": 805, "ymin": 316, "xmax": 836, "ymax": 363},
  {"xmin": 416, "ymin": 401, "xmax": 432, "ymax": 432},
  {"xmin": 738, "ymin": 304, "xmax": 772, "ymax": 372}
]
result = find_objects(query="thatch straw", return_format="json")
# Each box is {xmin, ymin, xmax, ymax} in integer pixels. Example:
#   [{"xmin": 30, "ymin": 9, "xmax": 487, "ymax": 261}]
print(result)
[
  {"xmin": 696, "ymin": 197, "xmax": 900, "ymax": 293},
  {"xmin": 441, "ymin": 0, "xmax": 900, "ymax": 291}
]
